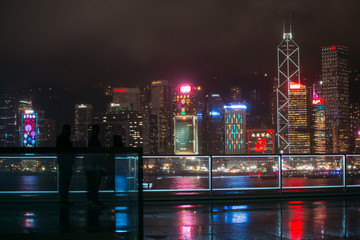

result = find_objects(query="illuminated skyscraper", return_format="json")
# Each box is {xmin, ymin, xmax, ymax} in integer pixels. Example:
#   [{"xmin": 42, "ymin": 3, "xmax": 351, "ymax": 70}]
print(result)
[
  {"xmin": 151, "ymin": 80, "xmax": 172, "ymax": 154},
  {"xmin": 140, "ymin": 85, "xmax": 152, "ymax": 155},
  {"xmin": 174, "ymin": 115, "xmax": 198, "ymax": 155},
  {"xmin": 173, "ymin": 85, "xmax": 203, "ymax": 155},
  {"xmin": 21, "ymin": 110, "xmax": 38, "ymax": 147},
  {"xmin": 247, "ymin": 129, "xmax": 275, "ymax": 154},
  {"xmin": 74, "ymin": 104, "xmax": 93, "ymax": 147},
  {"xmin": 312, "ymin": 84, "xmax": 326, "ymax": 154},
  {"xmin": 203, "ymin": 94, "xmax": 224, "ymax": 154},
  {"xmin": 277, "ymin": 24, "xmax": 300, "ymax": 153},
  {"xmin": 112, "ymin": 88, "xmax": 140, "ymax": 111},
  {"xmin": 224, "ymin": 104, "xmax": 246, "ymax": 154},
  {"xmin": 288, "ymin": 83, "xmax": 310, "ymax": 153},
  {"xmin": 321, "ymin": 45, "xmax": 350, "ymax": 153},
  {"xmin": 94, "ymin": 111, "xmax": 143, "ymax": 148}
]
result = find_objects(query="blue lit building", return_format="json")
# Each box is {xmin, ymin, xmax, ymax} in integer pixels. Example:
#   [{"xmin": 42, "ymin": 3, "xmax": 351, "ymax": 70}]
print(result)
[
  {"xmin": 203, "ymin": 94, "xmax": 224, "ymax": 154},
  {"xmin": 224, "ymin": 105, "xmax": 247, "ymax": 154}
]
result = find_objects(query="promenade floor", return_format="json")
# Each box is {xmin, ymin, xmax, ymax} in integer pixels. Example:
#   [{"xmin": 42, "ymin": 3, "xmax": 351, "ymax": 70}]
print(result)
[{"xmin": 1, "ymin": 195, "xmax": 360, "ymax": 239}]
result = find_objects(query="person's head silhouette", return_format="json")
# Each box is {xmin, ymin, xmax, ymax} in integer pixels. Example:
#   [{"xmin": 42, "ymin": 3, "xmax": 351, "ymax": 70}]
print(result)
[
  {"xmin": 62, "ymin": 124, "xmax": 71, "ymax": 138},
  {"xmin": 91, "ymin": 124, "xmax": 100, "ymax": 138},
  {"xmin": 113, "ymin": 135, "xmax": 124, "ymax": 147}
]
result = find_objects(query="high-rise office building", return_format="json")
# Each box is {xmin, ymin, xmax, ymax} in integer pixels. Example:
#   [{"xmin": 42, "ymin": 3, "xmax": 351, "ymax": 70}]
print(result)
[
  {"xmin": 224, "ymin": 104, "xmax": 247, "ymax": 154},
  {"xmin": 173, "ymin": 84, "xmax": 204, "ymax": 155},
  {"xmin": 140, "ymin": 85, "xmax": 152, "ymax": 155},
  {"xmin": 174, "ymin": 115, "xmax": 198, "ymax": 155},
  {"xmin": 355, "ymin": 130, "xmax": 360, "ymax": 153},
  {"xmin": 0, "ymin": 89, "xmax": 17, "ymax": 147},
  {"xmin": 203, "ymin": 94, "xmax": 224, "ymax": 154},
  {"xmin": 321, "ymin": 45, "xmax": 350, "ymax": 153},
  {"xmin": 288, "ymin": 83, "xmax": 310, "ymax": 153},
  {"xmin": 17, "ymin": 99, "xmax": 33, "ymax": 146},
  {"xmin": 312, "ymin": 84, "xmax": 326, "ymax": 154},
  {"xmin": 112, "ymin": 88, "xmax": 140, "ymax": 111},
  {"xmin": 350, "ymin": 103, "xmax": 360, "ymax": 152},
  {"xmin": 94, "ymin": 111, "xmax": 143, "ymax": 148},
  {"xmin": 151, "ymin": 80, "xmax": 172, "ymax": 155},
  {"xmin": 247, "ymin": 129, "xmax": 274, "ymax": 154},
  {"xmin": 230, "ymin": 87, "xmax": 241, "ymax": 103},
  {"xmin": 277, "ymin": 25, "xmax": 300, "ymax": 153},
  {"xmin": 74, "ymin": 104, "xmax": 93, "ymax": 147},
  {"xmin": 35, "ymin": 110, "xmax": 56, "ymax": 147},
  {"xmin": 20, "ymin": 110, "xmax": 38, "ymax": 147}
]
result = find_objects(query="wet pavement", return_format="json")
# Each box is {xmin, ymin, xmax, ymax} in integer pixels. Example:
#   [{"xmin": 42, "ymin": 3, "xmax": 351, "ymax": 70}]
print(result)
[
  {"xmin": 144, "ymin": 198, "xmax": 360, "ymax": 239},
  {"xmin": 1, "ymin": 196, "xmax": 360, "ymax": 239}
]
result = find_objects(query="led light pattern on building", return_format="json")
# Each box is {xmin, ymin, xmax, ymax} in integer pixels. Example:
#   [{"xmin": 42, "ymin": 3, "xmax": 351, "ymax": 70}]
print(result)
[
  {"xmin": 174, "ymin": 85, "xmax": 203, "ymax": 155},
  {"xmin": 224, "ymin": 105, "xmax": 246, "ymax": 154},
  {"xmin": 21, "ymin": 113, "xmax": 38, "ymax": 147},
  {"xmin": 247, "ymin": 129, "xmax": 274, "ymax": 154}
]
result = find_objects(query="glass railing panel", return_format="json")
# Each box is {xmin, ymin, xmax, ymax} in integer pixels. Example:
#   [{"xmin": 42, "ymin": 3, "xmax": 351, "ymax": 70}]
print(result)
[
  {"xmin": 282, "ymin": 155, "xmax": 344, "ymax": 189},
  {"xmin": 70, "ymin": 154, "xmax": 112, "ymax": 192},
  {"xmin": 0, "ymin": 153, "xmax": 57, "ymax": 192},
  {"xmin": 115, "ymin": 152, "xmax": 142, "ymax": 239},
  {"xmin": 212, "ymin": 155, "xmax": 280, "ymax": 190},
  {"xmin": 345, "ymin": 155, "xmax": 360, "ymax": 187},
  {"xmin": 142, "ymin": 156, "xmax": 210, "ymax": 191}
]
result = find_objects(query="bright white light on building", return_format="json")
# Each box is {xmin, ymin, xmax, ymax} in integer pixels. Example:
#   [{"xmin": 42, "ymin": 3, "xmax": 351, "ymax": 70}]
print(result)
[{"xmin": 224, "ymin": 105, "xmax": 247, "ymax": 110}]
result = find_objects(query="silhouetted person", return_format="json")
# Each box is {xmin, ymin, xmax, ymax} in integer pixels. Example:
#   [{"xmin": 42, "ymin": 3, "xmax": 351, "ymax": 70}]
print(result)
[
  {"xmin": 113, "ymin": 134, "xmax": 124, "ymax": 148},
  {"xmin": 56, "ymin": 124, "xmax": 74, "ymax": 206},
  {"xmin": 84, "ymin": 124, "xmax": 103, "ymax": 208}
]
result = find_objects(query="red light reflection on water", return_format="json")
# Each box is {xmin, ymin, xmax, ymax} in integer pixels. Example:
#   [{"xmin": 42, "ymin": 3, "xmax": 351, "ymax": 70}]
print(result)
[{"xmin": 289, "ymin": 206, "xmax": 304, "ymax": 240}]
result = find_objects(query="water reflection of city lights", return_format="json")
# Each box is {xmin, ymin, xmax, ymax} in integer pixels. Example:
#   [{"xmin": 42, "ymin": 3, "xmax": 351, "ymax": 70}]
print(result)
[
  {"xmin": 177, "ymin": 205, "xmax": 196, "ymax": 209},
  {"xmin": 224, "ymin": 205, "xmax": 248, "ymax": 210},
  {"xmin": 289, "ymin": 206, "xmax": 304, "ymax": 240},
  {"xmin": 179, "ymin": 210, "xmax": 194, "ymax": 240},
  {"xmin": 225, "ymin": 211, "xmax": 248, "ymax": 224},
  {"xmin": 288, "ymin": 201, "xmax": 304, "ymax": 204},
  {"xmin": 25, "ymin": 218, "xmax": 35, "ymax": 228}
]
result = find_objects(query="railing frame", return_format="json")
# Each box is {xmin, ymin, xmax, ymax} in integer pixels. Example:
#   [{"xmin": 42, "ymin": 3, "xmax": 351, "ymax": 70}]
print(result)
[{"xmin": 1, "ymin": 150, "xmax": 360, "ymax": 195}]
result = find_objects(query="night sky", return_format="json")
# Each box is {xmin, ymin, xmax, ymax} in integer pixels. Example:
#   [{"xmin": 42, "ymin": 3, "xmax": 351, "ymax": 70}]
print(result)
[{"xmin": 1, "ymin": 0, "xmax": 360, "ymax": 91}]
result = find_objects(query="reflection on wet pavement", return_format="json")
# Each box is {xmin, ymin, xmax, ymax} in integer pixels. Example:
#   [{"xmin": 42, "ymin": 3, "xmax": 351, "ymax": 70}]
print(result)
[
  {"xmin": 144, "ymin": 198, "xmax": 360, "ymax": 239},
  {"xmin": 1, "ymin": 198, "xmax": 360, "ymax": 239}
]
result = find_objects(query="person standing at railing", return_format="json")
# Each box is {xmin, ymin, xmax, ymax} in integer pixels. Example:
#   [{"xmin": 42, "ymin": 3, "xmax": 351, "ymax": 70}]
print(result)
[
  {"xmin": 56, "ymin": 124, "xmax": 75, "ymax": 206},
  {"xmin": 84, "ymin": 124, "xmax": 104, "ymax": 208},
  {"xmin": 104, "ymin": 135, "xmax": 124, "ymax": 189}
]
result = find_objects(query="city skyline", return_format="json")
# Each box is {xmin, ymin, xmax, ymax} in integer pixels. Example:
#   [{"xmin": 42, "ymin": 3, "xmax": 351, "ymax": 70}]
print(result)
[{"xmin": 0, "ymin": 1, "xmax": 360, "ymax": 90}]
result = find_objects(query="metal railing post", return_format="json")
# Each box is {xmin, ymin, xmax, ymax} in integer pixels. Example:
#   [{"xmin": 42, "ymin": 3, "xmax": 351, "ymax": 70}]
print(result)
[
  {"xmin": 343, "ymin": 155, "xmax": 346, "ymax": 191},
  {"xmin": 57, "ymin": 161, "xmax": 59, "ymax": 194},
  {"xmin": 279, "ymin": 155, "xmax": 282, "ymax": 194},
  {"xmin": 209, "ymin": 156, "xmax": 212, "ymax": 195}
]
